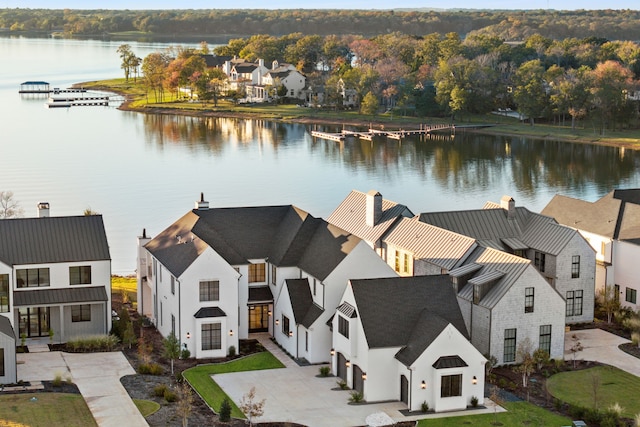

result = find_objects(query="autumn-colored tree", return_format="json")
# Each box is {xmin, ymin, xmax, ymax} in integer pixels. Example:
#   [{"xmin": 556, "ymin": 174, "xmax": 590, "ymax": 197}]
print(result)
[
  {"xmin": 589, "ymin": 60, "xmax": 635, "ymax": 134},
  {"xmin": 239, "ymin": 387, "xmax": 266, "ymax": 427}
]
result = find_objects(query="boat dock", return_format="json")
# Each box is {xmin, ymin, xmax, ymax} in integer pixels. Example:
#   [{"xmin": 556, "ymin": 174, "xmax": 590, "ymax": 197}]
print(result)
[
  {"xmin": 46, "ymin": 95, "xmax": 111, "ymax": 108},
  {"xmin": 19, "ymin": 81, "xmax": 88, "ymax": 94},
  {"xmin": 310, "ymin": 123, "xmax": 455, "ymax": 142}
]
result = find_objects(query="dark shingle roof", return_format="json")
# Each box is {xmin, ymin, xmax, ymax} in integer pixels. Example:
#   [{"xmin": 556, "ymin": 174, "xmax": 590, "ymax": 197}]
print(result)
[
  {"xmin": 285, "ymin": 278, "xmax": 324, "ymax": 328},
  {"xmin": 433, "ymin": 355, "xmax": 468, "ymax": 369},
  {"xmin": 0, "ymin": 316, "xmax": 16, "ymax": 340},
  {"xmin": 350, "ymin": 275, "xmax": 468, "ymax": 366},
  {"xmin": 0, "ymin": 215, "xmax": 110, "ymax": 266},
  {"xmin": 146, "ymin": 205, "xmax": 361, "ymax": 280},
  {"xmin": 248, "ymin": 286, "xmax": 273, "ymax": 303},
  {"xmin": 194, "ymin": 307, "xmax": 227, "ymax": 318},
  {"xmin": 201, "ymin": 54, "xmax": 232, "ymax": 68},
  {"xmin": 13, "ymin": 286, "xmax": 108, "ymax": 307},
  {"xmin": 542, "ymin": 190, "xmax": 640, "ymax": 244}
]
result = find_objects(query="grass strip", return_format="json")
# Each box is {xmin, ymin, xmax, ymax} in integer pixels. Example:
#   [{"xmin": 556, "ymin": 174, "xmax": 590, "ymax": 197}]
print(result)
[
  {"xmin": 182, "ymin": 351, "xmax": 284, "ymax": 419},
  {"xmin": 547, "ymin": 365, "xmax": 640, "ymax": 418},
  {"xmin": 0, "ymin": 393, "xmax": 98, "ymax": 427},
  {"xmin": 133, "ymin": 398, "xmax": 161, "ymax": 417}
]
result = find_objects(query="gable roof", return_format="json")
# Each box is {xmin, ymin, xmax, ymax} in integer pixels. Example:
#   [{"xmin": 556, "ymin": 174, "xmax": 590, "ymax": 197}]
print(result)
[
  {"xmin": 419, "ymin": 201, "xmax": 577, "ymax": 256},
  {"xmin": 0, "ymin": 316, "xmax": 16, "ymax": 340},
  {"xmin": 200, "ymin": 54, "xmax": 232, "ymax": 68},
  {"xmin": 328, "ymin": 190, "xmax": 413, "ymax": 245},
  {"xmin": 542, "ymin": 189, "xmax": 640, "ymax": 244},
  {"xmin": 285, "ymin": 278, "xmax": 324, "ymax": 328},
  {"xmin": 349, "ymin": 275, "xmax": 468, "ymax": 366},
  {"xmin": 383, "ymin": 217, "xmax": 476, "ymax": 270},
  {"xmin": 0, "ymin": 215, "xmax": 110, "ymax": 266},
  {"xmin": 456, "ymin": 246, "xmax": 532, "ymax": 309},
  {"xmin": 145, "ymin": 205, "xmax": 361, "ymax": 280}
]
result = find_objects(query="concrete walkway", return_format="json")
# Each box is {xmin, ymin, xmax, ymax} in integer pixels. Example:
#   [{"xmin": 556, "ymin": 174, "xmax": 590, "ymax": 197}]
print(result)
[
  {"xmin": 17, "ymin": 350, "xmax": 148, "ymax": 427},
  {"xmin": 565, "ymin": 328, "xmax": 640, "ymax": 376},
  {"xmin": 212, "ymin": 334, "xmax": 502, "ymax": 427}
]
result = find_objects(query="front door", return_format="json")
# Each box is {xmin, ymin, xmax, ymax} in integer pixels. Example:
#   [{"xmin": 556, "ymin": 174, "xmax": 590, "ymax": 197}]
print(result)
[
  {"xmin": 248, "ymin": 304, "xmax": 269, "ymax": 332},
  {"xmin": 353, "ymin": 364, "xmax": 364, "ymax": 394},
  {"xmin": 400, "ymin": 375, "xmax": 409, "ymax": 405},
  {"xmin": 337, "ymin": 352, "xmax": 347, "ymax": 381},
  {"xmin": 18, "ymin": 307, "xmax": 50, "ymax": 338}
]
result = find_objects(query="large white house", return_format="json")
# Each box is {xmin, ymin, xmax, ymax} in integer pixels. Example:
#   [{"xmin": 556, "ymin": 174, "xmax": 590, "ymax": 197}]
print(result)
[
  {"xmin": 332, "ymin": 275, "xmax": 486, "ymax": 412},
  {"xmin": 542, "ymin": 189, "xmax": 640, "ymax": 310},
  {"xmin": 137, "ymin": 195, "xmax": 396, "ymax": 361},
  {"xmin": 0, "ymin": 203, "xmax": 112, "ymax": 353}
]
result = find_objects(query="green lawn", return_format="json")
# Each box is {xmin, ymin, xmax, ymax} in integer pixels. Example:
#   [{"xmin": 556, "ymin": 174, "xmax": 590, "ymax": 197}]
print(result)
[
  {"xmin": 133, "ymin": 398, "xmax": 160, "ymax": 417},
  {"xmin": 182, "ymin": 351, "xmax": 284, "ymax": 419},
  {"xmin": 0, "ymin": 393, "xmax": 97, "ymax": 427},
  {"xmin": 547, "ymin": 365, "xmax": 640, "ymax": 417},
  {"xmin": 417, "ymin": 401, "xmax": 571, "ymax": 426}
]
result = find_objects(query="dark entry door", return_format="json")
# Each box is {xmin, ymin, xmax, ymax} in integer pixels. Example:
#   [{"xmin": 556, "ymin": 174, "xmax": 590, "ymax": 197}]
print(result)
[
  {"xmin": 400, "ymin": 375, "xmax": 409, "ymax": 405},
  {"xmin": 18, "ymin": 307, "xmax": 50, "ymax": 338},
  {"xmin": 353, "ymin": 364, "xmax": 364, "ymax": 394},
  {"xmin": 337, "ymin": 352, "xmax": 347, "ymax": 381},
  {"xmin": 248, "ymin": 304, "xmax": 269, "ymax": 332}
]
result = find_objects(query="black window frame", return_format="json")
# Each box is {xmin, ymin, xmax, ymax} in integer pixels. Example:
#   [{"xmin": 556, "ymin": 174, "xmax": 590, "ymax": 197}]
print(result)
[
  {"xmin": 539, "ymin": 324, "xmax": 552, "ymax": 355},
  {"xmin": 440, "ymin": 374, "xmax": 462, "ymax": 398},
  {"xmin": 338, "ymin": 315, "xmax": 349, "ymax": 338},
  {"xmin": 524, "ymin": 287, "xmax": 534, "ymax": 313},
  {"xmin": 201, "ymin": 323, "xmax": 221, "ymax": 351},
  {"xmin": 567, "ymin": 290, "xmax": 584, "ymax": 316},
  {"xmin": 282, "ymin": 315, "xmax": 290, "ymax": 336},
  {"xmin": 0, "ymin": 274, "xmax": 9, "ymax": 313},
  {"xmin": 16, "ymin": 268, "xmax": 50, "ymax": 288},
  {"xmin": 504, "ymin": 328, "xmax": 517, "ymax": 363},
  {"xmin": 626, "ymin": 287, "xmax": 637, "ymax": 304},
  {"xmin": 71, "ymin": 304, "xmax": 91, "ymax": 322},
  {"xmin": 69, "ymin": 265, "xmax": 92, "ymax": 285},
  {"xmin": 171, "ymin": 276, "xmax": 175, "ymax": 295},
  {"xmin": 199, "ymin": 281, "xmax": 220, "ymax": 302},
  {"xmin": 248, "ymin": 263, "xmax": 266, "ymax": 283},
  {"xmin": 571, "ymin": 255, "xmax": 580, "ymax": 278},
  {"xmin": 534, "ymin": 251, "xmax": 546, "ymax": 273},
  {"xmin": 0, "ymin": 348, "xmax": 4, "ymax": 377}
]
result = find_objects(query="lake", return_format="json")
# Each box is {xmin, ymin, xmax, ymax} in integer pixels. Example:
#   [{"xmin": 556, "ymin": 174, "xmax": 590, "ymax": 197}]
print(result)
[{"xmin": 2, "ymin": 35, "xmax": 640, "ymax": 274}]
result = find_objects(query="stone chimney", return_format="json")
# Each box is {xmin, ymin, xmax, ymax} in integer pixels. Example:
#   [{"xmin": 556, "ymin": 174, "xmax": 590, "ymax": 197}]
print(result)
[
  {"xmin": 37, "ymin": 202, "xmax": 50, "ymax": 218},
  {"xmin": 500, "ymin": 195, "xmax": 516, "ymax": 219},
  {"xmin": 365, "ymin": 190, "xmax": 383, "ymax": 227},
  {"xmin": 195, "ymin": 193, "xmax": 209, "ymax": 210}
]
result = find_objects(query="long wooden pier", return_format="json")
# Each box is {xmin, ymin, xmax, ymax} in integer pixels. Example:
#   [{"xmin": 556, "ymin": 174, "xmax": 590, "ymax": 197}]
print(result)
[
  {"xmin": 310, "ymin": 123, "xmax": 455, "ymax": 142},
  {"xmin": 45, "ymin": 95, "xmax": 111, "ymax": 108}
]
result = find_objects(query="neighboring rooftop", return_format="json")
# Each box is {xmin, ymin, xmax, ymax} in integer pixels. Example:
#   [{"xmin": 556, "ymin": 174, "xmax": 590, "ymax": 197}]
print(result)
[{"xmin": 542, "ymin": 189, "xmax": 640, "ymax": 244}]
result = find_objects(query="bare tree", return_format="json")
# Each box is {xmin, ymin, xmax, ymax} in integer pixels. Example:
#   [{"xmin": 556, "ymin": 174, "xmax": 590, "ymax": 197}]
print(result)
[
  {"xmin": 569, "ymin": 334, "xmax": 584, "ymax": 369},
  {"xmin": 514, "ymin": 337, "xmax": 535, "ymax": 388},
  {"xmin": 239, "ymin": 387, "xmax": 266, "ymax": 427},
  {"xmin": 176, "ymin": 382, "xmax": 194, "ymax": 427},
  {"xmin": 0, "ymin": 191, "xmax": 24, "ymax": 218},
  {"xmin": 598, "ymin": 285, "xmax": 621, "ymax": 324}
]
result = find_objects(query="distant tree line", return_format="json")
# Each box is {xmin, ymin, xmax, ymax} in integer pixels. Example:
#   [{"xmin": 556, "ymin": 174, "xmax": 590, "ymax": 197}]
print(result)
[
  {"xmin": 134, "ymin": 31, "xmax": 640, "ymax": 134},
  {"xmin": 2, "ymin": 8, "xmax": 640, "ymax": 41}
]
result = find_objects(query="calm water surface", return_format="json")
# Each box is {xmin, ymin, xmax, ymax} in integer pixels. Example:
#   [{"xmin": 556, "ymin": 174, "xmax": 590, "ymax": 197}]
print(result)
[{"xmin": 2, "ymin": 36, "xmax": 640, "ymax": 274}]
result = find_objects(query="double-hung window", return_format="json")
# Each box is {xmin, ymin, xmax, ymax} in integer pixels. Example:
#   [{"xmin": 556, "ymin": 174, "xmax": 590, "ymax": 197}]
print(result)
[
  {"xmin": 199, "ymin": 281, "xmax": 220, "ymax": 302},
  {"xmin": 441, "ymin": 374, "xmax": 462, "ymax": 397},
  {"xmin": 202, "ymin": 323, "xmax": 221, "ymax": 350},
  {"xmin": 69, "ymin": 266, "xmax": 91, "ymax": 285},
  {"xmin": 571, "ymin": 255, "xmax": 580, "ymax": 278},
  {"xmin": 524, "ymin": 287, "xmax": 534, "ymax": 313},
  {"xmin": 504, "ymin": 328, "xmax": 517, "ymax": 363}
]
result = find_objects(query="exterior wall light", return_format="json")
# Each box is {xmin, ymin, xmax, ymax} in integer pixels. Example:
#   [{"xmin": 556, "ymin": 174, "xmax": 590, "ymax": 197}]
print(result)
[
  {"xmin": 268, "ymin": 310, "xmax": 272, "ymax": 316},
  {"xmin": 288, "ymin": 331, "xmax": 293, "ymax": 337},
  {"xmin": 229, "ymin": 330, "xmax": 234, "ymax": 336},
  {"xmin": 186, "ymin": 332, "xmax": 191, "ymax": 340},
  {"xmin": 362, "ymin": 372, "xmax": 367, "ymax": 380},
  {"xmin": 330, "ymin": 348, "xmax": 335, "ymax": 356},
  {"xmin": 421, "ymin": 380, "xmax": 426, "ymax": 389},
  {"xmin": 345, "ymin": 360, "xmax": 351, "ymax": 368},
  {"xmin": 275, "ymin": 319, "xmax": 279, "ymax": 326},
  {"xmin": 472, "ymin": 376, "xmax": 477, "ymax": 385}
]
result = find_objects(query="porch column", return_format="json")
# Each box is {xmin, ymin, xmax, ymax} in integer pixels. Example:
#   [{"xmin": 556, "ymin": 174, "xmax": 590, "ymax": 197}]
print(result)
[{"xmin": 59, "ymin": 306, "xmax": 64, "ymax": 343}]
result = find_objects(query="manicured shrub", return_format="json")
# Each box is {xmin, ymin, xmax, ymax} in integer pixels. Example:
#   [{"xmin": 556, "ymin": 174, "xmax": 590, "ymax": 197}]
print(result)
[
  {"xmin": 180, "ymin": 348, "xmax": 191, "ymax": 359},
  {"xmin": 470, "ymin": 396, "xmax": 479, "ymax": 408},
  {"xmin": 228, "ymin": 345, "xmax": 236, "ymax": 357},
  {"xmin": 337, "ymin": 380, "xmax": 348, "ymax": 390},
  {"xmin": 219, "ymin": 398, "xmax": 232, "ymax": 422},
  {"xmin": 319, "ymin": 366, "xmax": 330, "ymax": 377},
  {"xmin": 349, "ymin": 391, "xmax": 363, "ymax": 403},
  {"xmin": 421, "ymin": 401, "xmax": 429, "ymax": 412}
]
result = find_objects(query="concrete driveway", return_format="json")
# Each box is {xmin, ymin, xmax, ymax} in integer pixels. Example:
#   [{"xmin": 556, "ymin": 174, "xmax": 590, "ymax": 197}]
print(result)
[
  {"xmin": 565, "ymin": 328, "xmax": 640, "ymax": 376},
  {"xmin": 17, "ymin": 350, "xmax": 148, "ymax": 427},
  {"xmin": 215, "ymin": 335, "xmax": 498, "ymax": 427}
]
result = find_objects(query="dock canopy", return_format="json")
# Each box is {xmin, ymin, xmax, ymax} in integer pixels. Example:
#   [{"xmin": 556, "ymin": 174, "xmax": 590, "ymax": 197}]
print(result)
[{"xmin": 19, "ymin": 81, "xmax": 50, "ymax": 93}]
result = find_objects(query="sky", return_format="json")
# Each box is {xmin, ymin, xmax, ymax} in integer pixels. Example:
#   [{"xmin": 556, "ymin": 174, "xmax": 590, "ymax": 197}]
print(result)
[{"xmin": 1, "ymin": 0, "xmax": 638, "ymax": 11}]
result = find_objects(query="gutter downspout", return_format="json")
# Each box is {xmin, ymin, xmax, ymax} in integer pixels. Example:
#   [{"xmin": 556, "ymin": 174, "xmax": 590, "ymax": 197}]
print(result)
[{"xmin": 178, "ymin": 279, "xmax": 182, "ymax": 353}]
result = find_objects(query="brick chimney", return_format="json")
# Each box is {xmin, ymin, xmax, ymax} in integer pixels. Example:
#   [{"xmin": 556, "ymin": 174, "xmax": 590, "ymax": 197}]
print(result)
[
  {"xmin": 366, "ymin": 190, "xmax": 382, "ymax": 227},
  {"xmin": 500, "ymin": 195, "xmax": 516, "ymax": 219}
]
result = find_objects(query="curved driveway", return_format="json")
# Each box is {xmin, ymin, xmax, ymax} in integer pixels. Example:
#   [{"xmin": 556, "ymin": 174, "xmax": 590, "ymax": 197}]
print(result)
[{"xmin": 564, "ymin": 328, "xmax": 640, "ymax": 376}]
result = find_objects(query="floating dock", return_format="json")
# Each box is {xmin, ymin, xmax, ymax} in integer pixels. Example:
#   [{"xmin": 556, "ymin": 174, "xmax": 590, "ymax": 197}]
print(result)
[
  {"xmin": 310, "ymin": 124, "xmax": 455, "ymax": 142},
  {"xmin": 45, "ymin": 96, "xmax": 110, "ymax": 108}
]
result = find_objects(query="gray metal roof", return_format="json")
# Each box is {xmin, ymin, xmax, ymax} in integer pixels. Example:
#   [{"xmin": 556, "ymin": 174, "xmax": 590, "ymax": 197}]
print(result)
[
  {"xmin": 248, "ymin": 286, "xmax": 273, "ymax": 303},
  {"xmin": 432, "ymin": 355, "xmax": 468, "ymax": 369},
  {"xmin": 194, "ymin": 307, "xmax": 227, "ymax": 318},
  {"xmin": 13, "ymin": 286, "xmax": 108, "ymax": 307},
  {"xmin": 0, "ymin": 215, "xmax": 110, "ymax": 266},
  {"xmin": 285, "ymin": 278, "xmax": 324, "ymax": 328},
  {"xmin": 383, "ymin": 217, "xmax": 476, "ymax": 270},
  {"xmin": 349, "ymin": 275, "xmax": 468, "ymax": 367},
  {"xmin": 468, "ymin": 270, "xmax": 505, "ymax": 286},
  {"xmin": 419, "ymin": 202, "xmax": 578, "ymax": 256},
  {"xmin": 0, "ymin": 316, "xmax": 16, "ymax": 340},
  {"xmin": 456, "ymin": 247, "xmax": 531, "ymax": 309},
  {"xmin": 328, "ymin": 190, "xmax": 413, "ymax": 245},
  {"xmin": 449, "ymin": 263, "xmax": 482, "ymax": 277},
  {"xmin": 542, "ymin": 190, "xmax": 640, "ymax": 244},
  {"xmin": 145, "ymin": 205, "xmax": 361, "ymax": 280}
]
